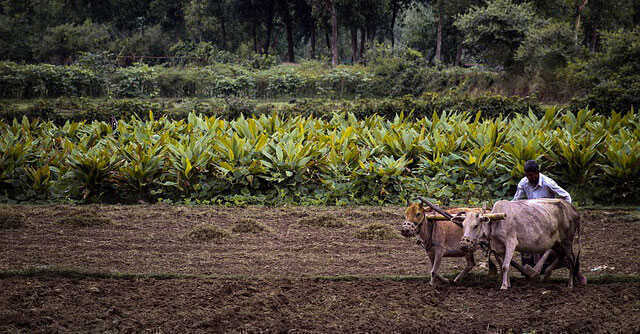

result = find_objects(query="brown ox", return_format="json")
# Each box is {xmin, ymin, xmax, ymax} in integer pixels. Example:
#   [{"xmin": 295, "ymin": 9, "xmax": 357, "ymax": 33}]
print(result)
[
  {"xmin": 400, "ymin": 202, "xmax": 492, "ymax": 286},
  {"xmin": 459, "ymin": 199, "xmax": 586, "ymax": 290}
]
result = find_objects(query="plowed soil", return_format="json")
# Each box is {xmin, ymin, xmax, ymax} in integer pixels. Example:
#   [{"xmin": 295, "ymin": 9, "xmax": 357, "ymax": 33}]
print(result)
[{"xmin": 1, "ymin": 204, "xmax": 639, "ymax": 333}]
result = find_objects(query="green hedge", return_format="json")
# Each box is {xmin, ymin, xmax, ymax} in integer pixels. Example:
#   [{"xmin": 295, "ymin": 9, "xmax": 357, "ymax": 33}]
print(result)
[
  {"xmin": 0, "ymin": 94, "xmax": 542, "ymax": 124},
  {"xmin": 0, "ymin": 61, "xmax": 505, "ymax": 99},
  {"xmin": 0, "ymin": 62, "xmax": 102, "ymax": 98}
]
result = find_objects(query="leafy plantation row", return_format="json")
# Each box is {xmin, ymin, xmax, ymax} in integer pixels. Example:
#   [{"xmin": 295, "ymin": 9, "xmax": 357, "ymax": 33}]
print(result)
[{"xmin": 1, "ymin": 108, "xmax": 638, "ymax": 205}]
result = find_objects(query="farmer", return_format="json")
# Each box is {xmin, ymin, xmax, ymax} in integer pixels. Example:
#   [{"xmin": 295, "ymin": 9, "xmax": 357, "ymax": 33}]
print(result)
[{"xmin": 512, "ymin": 160, "xmax": 572, "ymax": 267}]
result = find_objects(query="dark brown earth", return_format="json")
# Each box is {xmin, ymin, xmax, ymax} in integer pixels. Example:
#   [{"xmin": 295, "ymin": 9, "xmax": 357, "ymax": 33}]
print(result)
[{"xmin": 1, "ymin": 205, "xmax": 639, "ymax": 333}]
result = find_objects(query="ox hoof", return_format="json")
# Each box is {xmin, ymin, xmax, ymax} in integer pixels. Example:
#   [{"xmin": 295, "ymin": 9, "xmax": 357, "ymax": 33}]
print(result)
[{"xmin": 522, "ymin": 265, "xmax": 540, "ymax": 279}]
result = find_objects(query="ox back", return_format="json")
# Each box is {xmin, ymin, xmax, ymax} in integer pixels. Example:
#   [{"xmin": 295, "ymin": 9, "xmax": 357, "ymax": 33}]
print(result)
[{"xmin": 491, "ymin": 199, "xmax": 580, "ymax": 253}]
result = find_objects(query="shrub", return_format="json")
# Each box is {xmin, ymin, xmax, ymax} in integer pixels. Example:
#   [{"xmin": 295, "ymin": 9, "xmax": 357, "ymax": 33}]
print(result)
[
  {"xmin": 0, "ymin": 62, "xmax": 102, "ymax": 98},
  {"xmin": 110, "ymin": 63, "xmax": 160, "ymax": 98}
]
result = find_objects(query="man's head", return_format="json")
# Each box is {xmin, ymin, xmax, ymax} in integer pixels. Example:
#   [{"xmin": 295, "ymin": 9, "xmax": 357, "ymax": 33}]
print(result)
[{"xmin": 524, "ymin": 160, "xmax": 539, "ymax": 185}]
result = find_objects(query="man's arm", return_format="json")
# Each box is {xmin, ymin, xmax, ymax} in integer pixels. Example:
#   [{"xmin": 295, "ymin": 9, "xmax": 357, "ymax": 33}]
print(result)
[
  {"xmin": 547, "ymin": 178, "xmax": 572, "ymax": 203},
  {"xmin": 512, "ymin": 182, "xmax": 526, "ymax": 201}
]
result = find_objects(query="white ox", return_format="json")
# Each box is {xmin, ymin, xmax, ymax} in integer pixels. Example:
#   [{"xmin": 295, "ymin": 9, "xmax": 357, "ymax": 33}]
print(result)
[{"xmin": 458, "ymin": 199, "xmax": 586, "ymax": 290}]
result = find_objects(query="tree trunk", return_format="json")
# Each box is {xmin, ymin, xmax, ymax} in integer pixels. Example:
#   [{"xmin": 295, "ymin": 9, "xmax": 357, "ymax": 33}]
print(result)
[
  {"xmin": 435, "ymin": 3, "xmax": 443, "ymax": 63},
  {"xmin": 575, "ymin": 0, "xmax": 588, "ymax": 45},
  {"xmin": 391, "ymin": 3, "xmax": 399, "ymax": 49},
  {"xmin": 311, "ymin": 21, "xmax": 316, "ymax": 59},
  {"xmin": 263, "ymin": 4, "xmax": 275, "ymax": 54},
  {"xmin": 455, "ymin": 41, "xmax": 463, "ymax": 66},
  {"xmin": 326, "ymin": 24, "xmax": 331, "ymax": 53},
  {"xmin": 330, "ymin": 0, "xmax": 338, "ymax": 66},
  {"xmin": 253, "ymin": 22, "xmax": 258, "ymax": 53},
  {"xmin": 360, "ymin": 27, "xmax": 366, "ymax": 60},
  {"xmin": 280, "ymin": 0, "xmax": 295, "ymax": 62},
  {"xmin": 351, "ymin": 25, "xmax": 358, "ymax": 63},
  {"xmin": 219, "ymin": 2, "xmax": 227, "ymax": 49},
  {"xmin": 590, "ymin": 28, "xmax": 598, "ymax": 52}
]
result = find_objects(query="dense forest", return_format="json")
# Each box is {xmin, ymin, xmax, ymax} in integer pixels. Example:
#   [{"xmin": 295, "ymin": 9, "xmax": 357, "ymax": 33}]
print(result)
[
  {"xmin": 0, "ymin": 0, "xmax": 638, "ymax": 64},
  {"xmin": 0, "ymin": 1, "xmax": 638, "ymax": 104}
]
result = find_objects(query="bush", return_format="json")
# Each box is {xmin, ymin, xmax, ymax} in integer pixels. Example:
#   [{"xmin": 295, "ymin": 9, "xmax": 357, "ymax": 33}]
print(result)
[
  {"xmin": 0, "ymin": 94, "xmax": 542, "ymax": 125},
  {"xmin": 0, "ymin": 62, "xmax": 102, "ymax": 99},
  {"xmin": 0, "ymin": 60, "xmax": 515, "ymax": 100},
  {"xmin": 110, "ymin": 63, "xmax": 160, "ymax": 98}
]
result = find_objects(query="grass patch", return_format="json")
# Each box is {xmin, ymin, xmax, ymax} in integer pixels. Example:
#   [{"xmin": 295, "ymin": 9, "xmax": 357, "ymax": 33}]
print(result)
[
  {"xmin": 0, "ymin": 206, "xmax": 26, "ymax": 229},
  {"xmin": 232, "ymin": 218, "xmax": 272, "ymax": 233},
  {"xmin": 54, "ymin": 207, "xmax": 111, "ymax": 227},
  {"xmin": 298, "ymin": 214, "xmax": 350, "ymax": 228},
  {"xmin": 186, "ymin": 223, "xmax": 230, "ymax": 242},
  {"xmin": 313, "ymin": 275, "xmax": 361, "ymax": 282},
  {"xmin": 354, "ymin": 222, "xmax": 400, "ymax": 240}
]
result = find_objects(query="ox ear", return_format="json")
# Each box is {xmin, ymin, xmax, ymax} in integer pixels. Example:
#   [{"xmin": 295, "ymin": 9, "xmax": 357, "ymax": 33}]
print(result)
[{"xmin": 479, "ymin": 215, "xmax": 490, "ymax": 223}]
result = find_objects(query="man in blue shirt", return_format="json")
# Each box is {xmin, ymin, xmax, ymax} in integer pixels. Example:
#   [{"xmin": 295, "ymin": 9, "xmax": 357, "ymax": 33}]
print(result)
[
  {"xmin": 513, "ymin": 160, "xmax": 572, "ymax": 203},
  {"xmin": 513, "ymin": 160, "xmax": 572, "ymax": 267}
]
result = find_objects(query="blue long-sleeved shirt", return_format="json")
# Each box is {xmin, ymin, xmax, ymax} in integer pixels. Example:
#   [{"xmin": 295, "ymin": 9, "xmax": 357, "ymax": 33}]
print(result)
[{"xmin": 512, "ymin": 173, "xmax": 572, "ymax": 203}]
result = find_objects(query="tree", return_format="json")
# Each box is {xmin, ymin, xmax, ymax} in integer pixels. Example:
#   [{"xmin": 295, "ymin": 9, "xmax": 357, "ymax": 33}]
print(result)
[
  {"xmin": 311, "ymin": 0, "xmax": 338, "ymax": 65},
  {"xmin": 454, "ymin": 0, "xmax": 539, "ymax": 69},
  {"xmin": 37, "ymin": 20, "xmax": 112, "ymax": 63},
  {"xmin": 516, "ymin": 20, "xmax": 580, "ymax": 72},
  {"xmin": 388, "ymin": 0, "xmax": 413, "ymax": 49}
]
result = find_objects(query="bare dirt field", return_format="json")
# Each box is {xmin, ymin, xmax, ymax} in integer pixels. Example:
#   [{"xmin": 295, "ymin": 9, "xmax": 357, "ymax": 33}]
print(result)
[{"xmin": 1, "ymin": 204, "xmax": 639, "ymax": 333}]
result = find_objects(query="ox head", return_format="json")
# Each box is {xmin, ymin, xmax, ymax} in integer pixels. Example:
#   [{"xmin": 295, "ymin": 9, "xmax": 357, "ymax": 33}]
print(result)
[
  {"xmin": 400, "ymin": 201, "xmax": 427, "ymax": 238},
  {"xmin": 459, "ymin": 212, "xmax": 491, "ymax": 251}
]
